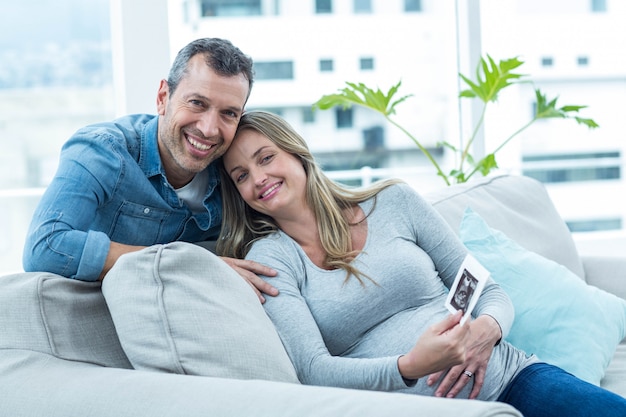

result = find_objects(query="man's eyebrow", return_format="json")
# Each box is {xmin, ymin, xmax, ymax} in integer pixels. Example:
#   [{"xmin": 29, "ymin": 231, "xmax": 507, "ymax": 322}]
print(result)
[{"xmin": 228, "ymin": 146, "xmax": 271, "ymax": 176}]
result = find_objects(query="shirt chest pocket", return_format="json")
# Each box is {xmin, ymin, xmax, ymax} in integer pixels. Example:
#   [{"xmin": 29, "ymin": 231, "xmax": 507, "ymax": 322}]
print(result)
[{"xmin": 109, "ymin": 201, "xmax": 173, "ymax": 245}]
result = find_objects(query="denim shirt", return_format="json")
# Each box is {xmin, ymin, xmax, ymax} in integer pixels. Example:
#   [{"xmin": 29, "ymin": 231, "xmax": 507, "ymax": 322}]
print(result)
[{"xmin": 23, "ymin": 114, "xmax": 222, "ymax": 281}]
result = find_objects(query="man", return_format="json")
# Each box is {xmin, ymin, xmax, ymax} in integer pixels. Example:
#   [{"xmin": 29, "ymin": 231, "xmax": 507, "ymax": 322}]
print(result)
[{"xmin": 23, "ymin": 38, "xmax": 277, "ymax": 303}]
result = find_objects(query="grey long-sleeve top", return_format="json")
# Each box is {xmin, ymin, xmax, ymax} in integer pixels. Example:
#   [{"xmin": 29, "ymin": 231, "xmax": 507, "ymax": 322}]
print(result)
[{"xmin": 246, "ymin": 183, "xmax": 537, "ymax": 401}]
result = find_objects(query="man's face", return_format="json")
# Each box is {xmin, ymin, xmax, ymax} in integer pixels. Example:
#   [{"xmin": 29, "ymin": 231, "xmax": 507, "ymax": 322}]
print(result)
[{"xmin": 156, "ymin": 54, "xmax": 249, "ymax": 189}]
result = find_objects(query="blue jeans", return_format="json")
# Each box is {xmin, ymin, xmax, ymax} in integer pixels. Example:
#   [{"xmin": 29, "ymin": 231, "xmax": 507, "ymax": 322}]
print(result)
[{"xmin": 498, "ymin": 363, "xmax": 626, "ymax": 417}]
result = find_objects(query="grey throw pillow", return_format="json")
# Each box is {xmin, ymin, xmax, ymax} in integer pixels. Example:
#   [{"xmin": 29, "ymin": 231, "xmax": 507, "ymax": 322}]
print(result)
[{"xmin": 102, "ymin": 242, "xmax": 299, "ymax": 383}]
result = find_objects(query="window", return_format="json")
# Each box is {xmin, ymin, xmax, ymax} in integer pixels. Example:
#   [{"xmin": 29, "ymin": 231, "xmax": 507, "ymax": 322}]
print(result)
[
  {"xmin": 541, "ymin": 56, "xmax": 554, "ymax": 67},
  {"xmin": 253, "ymin": 61, "xmax": 294, "ymax": 80},
  {"xmin": 360, "ymin": 57, "xmax": 374, "ymax": 70},
  {"xmin": 336, "ymin": 107, "xmax": 353, "ymax": 128},
  {"xmin": 591, "ymin": 0, "xmax": 607, "ymax": 12},
  {"xmin": 0, "ymin": 0, "xmax": 113, "ymax": 274},
  {"xmin": 316, "ymin": 0, "xmax": 332, "ymax": 14},
  {"xmin": 319, "ymin": 59, "xmax": 334, "ymax": 72},
  {"xmin": 577, "ymin": 56, "xmax": 589, "ymax": 66},
  {"xmin": 404, "ymin": 0, "xmax": 422, "ymax": 12},
  {"xmin": 201, "ymin": 0, "xmax": 261, "ymax": 17},
  {"xmin": 354, "ymin": 0, "xmax": 372, "ymax": 13},
  {"xmin": 302, "ymin": 107, "xmax": 315, "ymax": 123},
  {"xmin": 254, "ymin": 107, "xmax": 284, "ymax": 116},
  {"xmin": 567, "ymin": 218, "xmax": 622, "ymax": 233},
  {"xmin": 522, "ymin": 152, "xmax": 621, "ymax": 183},
  {"xmin": 363, "ymin": 126, "xmax": 384, "ymax": 150}
]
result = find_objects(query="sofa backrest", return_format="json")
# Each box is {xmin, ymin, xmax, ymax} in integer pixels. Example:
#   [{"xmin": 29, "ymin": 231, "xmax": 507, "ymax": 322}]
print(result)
[
  {"xmin": 0, "ymin": 272, "xmax": 131, "ymax": 368},
  {"xmin": 424, "ymin": 175, "xmax": 585, "ymax": 279},
  {"xmin": 0, "ymin": 174, "xmax": 584, "ymax": 369}
]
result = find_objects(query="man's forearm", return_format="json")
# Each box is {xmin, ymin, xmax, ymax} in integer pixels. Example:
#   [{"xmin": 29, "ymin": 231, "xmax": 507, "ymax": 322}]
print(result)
[{"xmin": 99, "ymin": 241, "xmax": 146, "ymax": 281}]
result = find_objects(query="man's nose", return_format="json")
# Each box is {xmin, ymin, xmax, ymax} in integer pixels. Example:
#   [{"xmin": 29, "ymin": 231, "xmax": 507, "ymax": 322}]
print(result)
[{"xmin": 197, "ymin": 110, "xmax": 219, "ymax": 138}]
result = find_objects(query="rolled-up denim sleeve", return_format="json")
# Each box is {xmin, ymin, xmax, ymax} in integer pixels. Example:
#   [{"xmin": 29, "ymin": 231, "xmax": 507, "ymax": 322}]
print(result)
[{"xmin": 23, "ymin": 133, "xmax": 122, "ymax": 281}]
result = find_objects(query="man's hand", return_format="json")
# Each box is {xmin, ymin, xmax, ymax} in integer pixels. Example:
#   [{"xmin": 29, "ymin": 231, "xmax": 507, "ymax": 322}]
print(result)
[{"xmin": 220, "ymin": 257, "xmax": 278, "ymax": 303}]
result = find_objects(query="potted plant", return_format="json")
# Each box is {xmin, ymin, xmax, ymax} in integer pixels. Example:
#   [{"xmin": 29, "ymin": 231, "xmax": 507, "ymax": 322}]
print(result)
[{"xmin": 313, "ymin": 55, "xmax": 599, "ymax": 186}]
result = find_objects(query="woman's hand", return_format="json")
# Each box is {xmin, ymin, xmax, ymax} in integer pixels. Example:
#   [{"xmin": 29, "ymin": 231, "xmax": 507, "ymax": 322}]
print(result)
[
  {"xmin": 397, "ymin": 311, "xmax": 469, "ymax": 380},
  {"xmin": 427, "ymin": 314, "xmax": 502, "ymax": 399},
  {"xmin": 219, "ymin": 257, "xmax": 278, "ymax": 303}
]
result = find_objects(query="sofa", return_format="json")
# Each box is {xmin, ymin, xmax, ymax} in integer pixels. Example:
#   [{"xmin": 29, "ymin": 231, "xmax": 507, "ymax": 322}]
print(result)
[{"xmin": 0, "ymin": 174, "xmax": 624, "ymax": 417}]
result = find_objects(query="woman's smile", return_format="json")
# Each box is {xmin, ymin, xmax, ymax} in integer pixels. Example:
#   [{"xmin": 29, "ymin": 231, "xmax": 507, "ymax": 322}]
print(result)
[{"xmin": 259, "ymin": 181, "xmax": 283, "ymax": 200}]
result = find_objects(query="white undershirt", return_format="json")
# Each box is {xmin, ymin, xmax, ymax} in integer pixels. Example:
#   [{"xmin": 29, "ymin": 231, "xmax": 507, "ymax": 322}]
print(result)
[{"xmin": 175, "ymin": 170, "xmax": 208, "ymax": 214}]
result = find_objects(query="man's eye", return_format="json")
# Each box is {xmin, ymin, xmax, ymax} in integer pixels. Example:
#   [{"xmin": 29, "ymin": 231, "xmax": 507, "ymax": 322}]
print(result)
[{"xmin": 190, "ymin": 99, "xmax": 204, "ymax": 107}]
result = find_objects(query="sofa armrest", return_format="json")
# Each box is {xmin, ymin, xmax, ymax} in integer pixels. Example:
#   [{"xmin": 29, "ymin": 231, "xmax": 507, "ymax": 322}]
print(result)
[
  {"xmin": 582, "ymin": 255, "xmax": 626, "ymax": 301},
  {"xmin": 0, "ymin": 350, "xmax": 523, "ymax": 417}
]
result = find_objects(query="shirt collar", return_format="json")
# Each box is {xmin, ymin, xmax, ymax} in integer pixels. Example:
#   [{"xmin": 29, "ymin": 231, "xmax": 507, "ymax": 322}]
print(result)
[
  {"xmin": 139, "ymin": 115, "xmax": 220, "ymax": 200},
  {"xmin": 139, "ymin": 115, "xmax": 163, "ymax": 179}
]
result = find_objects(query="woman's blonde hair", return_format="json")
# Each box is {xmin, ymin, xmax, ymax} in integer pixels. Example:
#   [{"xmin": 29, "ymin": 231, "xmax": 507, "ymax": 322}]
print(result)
[{"xmin": 217, "ymin": 110, "xmax": 402, "ymax": 283}]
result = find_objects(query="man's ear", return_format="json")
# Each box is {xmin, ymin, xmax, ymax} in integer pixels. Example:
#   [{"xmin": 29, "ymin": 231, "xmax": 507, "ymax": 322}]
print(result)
[{"xmin": 156, "ymin": 79, "xmax": 169, "ymax": 116}]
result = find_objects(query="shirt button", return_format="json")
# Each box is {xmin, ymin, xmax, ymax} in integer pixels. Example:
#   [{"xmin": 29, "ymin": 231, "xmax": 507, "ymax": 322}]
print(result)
[{"xmin": 143, "ymin": 208, "xmax": 150, "ymax": 214}]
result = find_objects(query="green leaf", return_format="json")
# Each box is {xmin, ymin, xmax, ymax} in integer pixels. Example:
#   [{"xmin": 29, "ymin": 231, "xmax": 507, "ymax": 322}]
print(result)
[
  {"xmin": 459, "ymin": 89, "xmax": 477, "ymax": 98},
  {"xmin": 459, "ymin": 55, "xmax": 526, "ymax": 103},
  {"xmin": 560, "ymin": 105, "xmax": 587, "ymax": 112},
  {"xmin": 466, "ymin": 153, "xmax": 476, "ymax": 166},
  {"xmin": 448, "ymin": 169, "xmax": 466, "ymax": 183},
  {"xmin": 534, "ymin": 89, "xmax": 599, "ymax": 128},
  {"xmin": 312, "ymin": 81, "xmax": 412, "ymax": 117},
  {"xmin": 575, "ymin": 117, "xmax": 600, "ymax": 129},
  {"xmin": 477, "ymin": 154, "xmax": 498, "ymax": 176}
]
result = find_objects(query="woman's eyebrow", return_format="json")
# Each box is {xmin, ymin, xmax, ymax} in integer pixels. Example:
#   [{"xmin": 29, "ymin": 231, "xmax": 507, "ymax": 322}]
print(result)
[{"xmin": 228, "ymin": 146, "xmax": 271, "ymax": 176}]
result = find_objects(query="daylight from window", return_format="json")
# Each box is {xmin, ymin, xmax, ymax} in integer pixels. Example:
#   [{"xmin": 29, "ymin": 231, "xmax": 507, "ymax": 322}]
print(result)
[{"xmin": 1, "ymin": 0, "xmax": 624, "ymax": 274}]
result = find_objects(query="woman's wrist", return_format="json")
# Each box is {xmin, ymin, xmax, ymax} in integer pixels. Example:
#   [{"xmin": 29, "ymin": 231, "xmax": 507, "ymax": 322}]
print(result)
[
  {"xmin": 478, "ymin": 314, "xmax": 503, "ymax": 346},
  {"xmin": 397, "ymin": 354, "xmax": 421, "ymax": 382}
]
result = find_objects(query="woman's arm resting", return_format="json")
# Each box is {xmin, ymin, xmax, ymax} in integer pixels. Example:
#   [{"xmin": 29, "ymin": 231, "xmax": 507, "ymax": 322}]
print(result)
[{"xmin": 397, "ymin": 311, "xmax": 468, "ymax": 380}]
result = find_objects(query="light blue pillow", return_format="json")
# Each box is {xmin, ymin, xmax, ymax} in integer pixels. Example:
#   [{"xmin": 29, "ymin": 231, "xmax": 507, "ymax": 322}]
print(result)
[{"xmin": 459, "ymin": 207, "xmax": 626, "ymax": 385}]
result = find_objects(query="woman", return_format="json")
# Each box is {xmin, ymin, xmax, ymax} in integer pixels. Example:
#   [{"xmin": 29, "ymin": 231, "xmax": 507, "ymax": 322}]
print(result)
[{"xmin": 217, "ymin": 110, "xmax": 626, "ymax": 416}]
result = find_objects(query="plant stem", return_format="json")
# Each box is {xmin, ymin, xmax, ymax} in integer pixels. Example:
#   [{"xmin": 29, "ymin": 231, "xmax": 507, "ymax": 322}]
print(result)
[
  {"xmin": 386, "ymin": 116, "xmax": 451, "ymax": 186},
  {"xmin": 464, "ymin": 117, "xmax": 538, "ymax": 182},
  {"xmin": 460, "ymin": 103, "xmax": 488, "ymax": 172},
  {"xmin": 492, "ymin": 118, "xmax": 537, "ymax": 155}
]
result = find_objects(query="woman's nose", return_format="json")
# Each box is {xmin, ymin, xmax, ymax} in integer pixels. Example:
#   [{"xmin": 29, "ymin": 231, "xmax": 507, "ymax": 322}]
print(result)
[{"xmin": 251, "ymin": 168, "xmax": 268, "ymax": 186}]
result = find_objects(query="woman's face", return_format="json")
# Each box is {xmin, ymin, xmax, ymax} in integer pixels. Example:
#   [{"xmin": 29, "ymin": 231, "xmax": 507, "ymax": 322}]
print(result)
[{"xmin": 223, "ymin": 129, "xmax": 308, "ymax": 221}]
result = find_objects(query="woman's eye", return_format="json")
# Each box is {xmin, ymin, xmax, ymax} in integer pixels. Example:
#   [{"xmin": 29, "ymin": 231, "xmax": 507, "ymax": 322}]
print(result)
[
  {"xmin": 235, "ymin": 172, "xmax": 247, "ymax": 183},
  {"xmin": 260, "ymin": 154, "xmax": 274, "ymax": 164}
]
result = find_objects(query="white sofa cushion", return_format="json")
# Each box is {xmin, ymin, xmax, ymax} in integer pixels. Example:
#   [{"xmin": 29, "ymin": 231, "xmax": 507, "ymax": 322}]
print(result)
[
  {"xmin": 0, "ymin": 272, "xmax": 131, "ymax": 368},
  {"xmin": 426, "ymin": 175, "xmax": 585, "ymax": 279},
  {"xmin": 102, "ymin": 241, "xmax": 299, "ymax": 383},
  {"xmin": 0, "ymin": 350, "xmax": 523, "ymax": 417}
]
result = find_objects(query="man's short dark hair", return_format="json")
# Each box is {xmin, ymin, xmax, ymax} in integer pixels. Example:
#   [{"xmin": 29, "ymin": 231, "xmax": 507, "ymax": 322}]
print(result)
[{"xmin": 167, "ymin": 38, "xmax": 254, "ymax": 98}]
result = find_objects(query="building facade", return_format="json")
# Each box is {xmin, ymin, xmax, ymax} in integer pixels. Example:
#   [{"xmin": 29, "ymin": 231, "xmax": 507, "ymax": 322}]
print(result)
[{"xmin": 167, "ymin": 0, "xmax": 626, "ymax": 231}]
